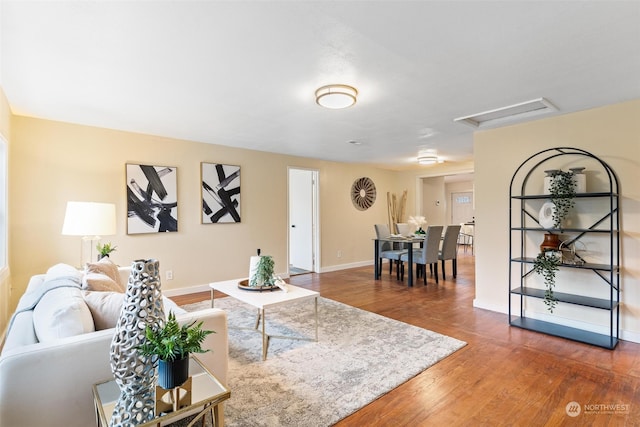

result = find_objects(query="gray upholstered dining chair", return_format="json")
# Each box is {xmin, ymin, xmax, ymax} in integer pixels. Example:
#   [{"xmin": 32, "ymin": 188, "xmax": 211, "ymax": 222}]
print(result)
[
  {"xmin": 439, "ymin": 224, "xmax": 462, "ymax": 280},
  {"xmin": 395, "ymin": 223, "xmax": 410, "ymax": 236},
  {"xmin": 400, "ymin": 225, "xmax": 443, "ymax": 285},
  {"xmin": 374, "ymin": 224, "xmax": 407, "ymax": 279}
]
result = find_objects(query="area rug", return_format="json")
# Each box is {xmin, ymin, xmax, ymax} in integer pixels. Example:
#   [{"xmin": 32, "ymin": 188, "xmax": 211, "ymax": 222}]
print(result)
[{"xmin": 182, "ymin": 297, "xmax": 466, "ymax": 427}]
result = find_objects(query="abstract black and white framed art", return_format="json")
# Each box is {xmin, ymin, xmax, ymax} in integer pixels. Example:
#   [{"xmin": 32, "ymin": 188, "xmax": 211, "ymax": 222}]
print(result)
[
  {"xmin": 126, "ymin": 163, "xmax": 178, "ymax": 234},
  {"xmin": 201, "ymin": 163, "xmax": 241, "ymax": 223}
]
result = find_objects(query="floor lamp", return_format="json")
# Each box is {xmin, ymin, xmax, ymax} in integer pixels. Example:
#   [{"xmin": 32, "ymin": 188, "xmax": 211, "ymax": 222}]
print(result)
[{"xmin": 62, "ymin": 201, "xmax": 116, "ymax": 267}]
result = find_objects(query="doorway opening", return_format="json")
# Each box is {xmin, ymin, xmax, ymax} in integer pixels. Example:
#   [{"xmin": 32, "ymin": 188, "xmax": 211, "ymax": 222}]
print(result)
[
  {"xmin": 416, "ymin": 171, "xmax": 475, "ymax": 255},
  {"xmin": 288, "ymin": 168, "xmax": 320, "ymax": 276}
]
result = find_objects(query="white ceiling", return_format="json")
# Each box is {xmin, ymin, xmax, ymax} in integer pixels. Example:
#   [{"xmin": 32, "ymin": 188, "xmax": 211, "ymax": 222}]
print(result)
[{"xmin": 2, "ymin": 1, "xmax": 639, "ymax": 170}]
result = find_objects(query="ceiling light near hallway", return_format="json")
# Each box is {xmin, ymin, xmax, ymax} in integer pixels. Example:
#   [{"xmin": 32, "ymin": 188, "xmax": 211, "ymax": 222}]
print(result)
[
  {"xmin": 315, "ymin": 84, "xmax": 358, "ymax": 109},
  {"xmin": 418, "ymin": 155, "xmax": 438, "ymax": 165},
  {"xmin": 417, "ymin": 149, "xmax": 443, "ymax": 165}
]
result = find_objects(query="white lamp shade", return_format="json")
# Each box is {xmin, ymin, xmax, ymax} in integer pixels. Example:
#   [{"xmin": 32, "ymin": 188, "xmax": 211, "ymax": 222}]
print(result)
[{"xmin": 62, "ymin": 201, "xmax": 116, "ymax": 237}]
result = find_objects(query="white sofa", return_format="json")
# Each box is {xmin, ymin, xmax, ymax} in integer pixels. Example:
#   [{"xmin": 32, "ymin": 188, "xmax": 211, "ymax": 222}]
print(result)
[{"xmin": 0, "ymin": 263, "xmax": 228, "ymax": 427}]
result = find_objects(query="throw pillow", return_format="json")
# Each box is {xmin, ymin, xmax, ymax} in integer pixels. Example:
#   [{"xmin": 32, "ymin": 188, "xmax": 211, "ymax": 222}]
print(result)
[
  {"xmin": 33, "ymin": 287, "xmax": 95, "ymax": 342},
  {"xmin": 84, "ymin": 257, "xmax": 125, "ymax": 292},
  {"xmin": 83, "ymin": 291, "xmax": 124, "ymax": 330},
  {"xmin": 83, "ymin": 292, "xmax": 188, "ymax": 330},
  {"xmin": 83, "ymin": 272, "xmax": 123, "ymax": 293}
]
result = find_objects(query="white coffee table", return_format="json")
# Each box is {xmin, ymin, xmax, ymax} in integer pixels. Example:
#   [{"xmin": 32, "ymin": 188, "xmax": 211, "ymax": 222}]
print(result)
[{"xmin": 209, "ymin": 279, "xmax": 319, "ymax": 360}]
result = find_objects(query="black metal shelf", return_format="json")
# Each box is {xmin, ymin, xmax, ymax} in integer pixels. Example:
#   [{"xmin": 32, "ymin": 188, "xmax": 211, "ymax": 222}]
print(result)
[
  {"xmin": 511, "ymin": 257, "xmax": 616, "ymax": 272},
  {"xmin": 508, "ymin": 147, "xmax": 620, "ymax": 350},
  {"xmin": 511, "ymin": 226, "xmax": 613, "ymax": 233},
  {"xmin": 510, "ymin": 287, "xmax": 618, "ymax": 309},
  {"xmin": 509, "ymin": 317, "xmax": 618, "ymax": 349},
  {"xmin": 511, "ymin": 192, "xmax": 618, "ymax": 200}
]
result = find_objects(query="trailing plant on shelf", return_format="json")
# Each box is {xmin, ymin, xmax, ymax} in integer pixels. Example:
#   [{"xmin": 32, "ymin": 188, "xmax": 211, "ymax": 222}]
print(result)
[
  {"xmin": 548, "ymin": 170, "xmax": 576, "ymax": 228},
  {"xmin": 533, "ymin": 251, "xmax": 561, "ymax": 313}
]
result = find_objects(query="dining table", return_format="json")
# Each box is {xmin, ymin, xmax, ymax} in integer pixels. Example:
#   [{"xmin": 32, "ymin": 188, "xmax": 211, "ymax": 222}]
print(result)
[{"xmin": 374, "ymin": 235, "xmax": 426, "ymax": 287}]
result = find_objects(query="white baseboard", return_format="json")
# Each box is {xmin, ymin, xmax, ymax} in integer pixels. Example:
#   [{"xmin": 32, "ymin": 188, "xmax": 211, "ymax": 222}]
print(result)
[
  {"xmin": 162, "ymin": 284, "xmax": 211, "ymax": 297},
  {"xmin": 473, "ymin": 298, "xmax": 507, "ymax": 314},
  {"xmin": 319, "ymin": 260, "xmax": 373, "ymax": 273},
  {"xmin": 163, "ymin": 271, "xmax": 292, "ymax": 297},
  {"xmin": 472, "ymin": 298, "xmax": 639, "ymax": 344}
]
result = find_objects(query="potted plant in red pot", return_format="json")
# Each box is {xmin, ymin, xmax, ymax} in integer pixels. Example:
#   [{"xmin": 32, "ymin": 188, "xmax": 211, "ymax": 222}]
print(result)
[{"xmin": 139, "ymin": 312, "xmax": 214, "ymax": 389}]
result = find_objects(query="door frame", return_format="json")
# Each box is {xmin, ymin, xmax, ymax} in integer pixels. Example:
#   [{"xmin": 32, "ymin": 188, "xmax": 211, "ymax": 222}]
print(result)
[{"xmin": 287, "ymin": 167, "xmax": 320, "ymax": 274}]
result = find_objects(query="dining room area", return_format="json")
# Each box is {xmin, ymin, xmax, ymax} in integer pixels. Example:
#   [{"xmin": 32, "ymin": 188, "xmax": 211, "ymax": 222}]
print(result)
[{"xmin": 373, "ymin": 221, "xmax": 467, "ymax": 288}]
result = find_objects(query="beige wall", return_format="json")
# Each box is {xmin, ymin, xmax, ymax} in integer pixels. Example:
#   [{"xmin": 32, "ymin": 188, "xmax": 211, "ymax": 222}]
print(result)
[
  {"xmin": 0, "ymin": 86, "xmax": 11, "ymax": 335},
  {"xmin": 6, "ymin": 116, "xmax": 398, "ymax": 317},
  {"xmin": 474, "ymin": 99, "xmax": 640, "ymax": 342},
  {"xmin": 421, "ymin": 176, "xmax": 446, "ymax": 225}
]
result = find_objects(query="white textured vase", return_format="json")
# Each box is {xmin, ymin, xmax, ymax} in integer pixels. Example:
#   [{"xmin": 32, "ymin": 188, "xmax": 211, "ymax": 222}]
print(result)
[
  {"xmin": 570, "ymin": 167, "xmax": 586, "ymax": 193},
  {"xmin": 109, "ymin": 259, "xmax": 165, "ymax": 425}
]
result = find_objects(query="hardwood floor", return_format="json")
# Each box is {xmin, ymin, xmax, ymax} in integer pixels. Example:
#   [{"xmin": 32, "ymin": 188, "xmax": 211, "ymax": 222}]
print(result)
[{"xmin": 172, "ymin": 252, "xmax": 640, "ymax": 426}]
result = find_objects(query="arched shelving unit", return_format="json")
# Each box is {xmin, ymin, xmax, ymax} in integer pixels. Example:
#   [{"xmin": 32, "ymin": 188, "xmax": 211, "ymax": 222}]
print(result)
[{"xmin": 508, "ymin": 147, "xmax": 620, "ymax": 349}]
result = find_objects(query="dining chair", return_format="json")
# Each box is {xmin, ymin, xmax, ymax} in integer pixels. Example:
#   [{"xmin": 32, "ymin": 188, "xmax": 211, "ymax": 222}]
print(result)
[
  {"xmin": 395, "ymin": 223, "xmax": 410, "ymax": 235},
  {"xmin": 400, "ymin": 225, "xmax": 443, "ymax": 285},
  {"xmin": 439, "ymin": 225, "xmax": 462, "ymax": 280},
  {"xmin": 374, "ymin": 224, "xmax": 406, "ymax": 279}
]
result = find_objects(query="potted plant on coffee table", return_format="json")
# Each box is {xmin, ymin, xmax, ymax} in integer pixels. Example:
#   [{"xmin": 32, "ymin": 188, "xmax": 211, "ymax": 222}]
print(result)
[{"xmin": 138, "ymin": 312, "xmax": 215, "ymax": 389}]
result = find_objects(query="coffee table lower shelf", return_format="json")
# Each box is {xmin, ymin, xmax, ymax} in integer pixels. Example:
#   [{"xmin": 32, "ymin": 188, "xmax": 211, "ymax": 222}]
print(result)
[
  {"xmin": 210, "ymin": 279, "xmax": 319, "ymax": 360},
  {"xmin": 510, "ymin": 316, "xmax": 618, "ymax": 349}
]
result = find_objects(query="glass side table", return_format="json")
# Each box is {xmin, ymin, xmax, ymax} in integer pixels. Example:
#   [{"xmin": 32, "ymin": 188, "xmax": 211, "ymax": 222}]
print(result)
[{"xmin": 93, "ymin": 356, "xmax": 230, "ymax": 427}]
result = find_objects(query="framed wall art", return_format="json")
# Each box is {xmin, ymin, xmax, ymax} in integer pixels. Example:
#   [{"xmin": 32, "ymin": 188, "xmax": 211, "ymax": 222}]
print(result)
[
  {"xmin": 201, "ymin": 163, "xmax": 241, "ymax": 223},
  {"xmin": 126, "ymin": 163, "xmax": 178, "ymax": 234}
]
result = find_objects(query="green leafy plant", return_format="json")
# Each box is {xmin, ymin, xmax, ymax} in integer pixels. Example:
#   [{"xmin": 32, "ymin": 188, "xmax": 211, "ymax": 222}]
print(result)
[
  {"xmin": 533, "ymin": 251, "xmax": 561, "ymax": 313},
  {"xmin": 548, "ymin": 170, "xmax": 576, "ymax": 228},
  {"xmin": 251, "ymin": 255, "xmax": 275, "ymax": 287},
  {"xmin": 138, "ymin": 311, "xmax": 215, "ymax": 362},
  {"xmin": 96, "ymin": 242, "xmax": 117, "ymax": 257}
]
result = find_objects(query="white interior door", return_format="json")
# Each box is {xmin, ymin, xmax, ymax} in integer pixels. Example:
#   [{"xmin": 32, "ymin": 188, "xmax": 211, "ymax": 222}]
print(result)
[
  {"xmin": 289, "ymin": 168, "xmax": 316, "ymax": 272},
  {"xmin": 451, "ymin": 191, "xmax": 474, "ymax": 224}
]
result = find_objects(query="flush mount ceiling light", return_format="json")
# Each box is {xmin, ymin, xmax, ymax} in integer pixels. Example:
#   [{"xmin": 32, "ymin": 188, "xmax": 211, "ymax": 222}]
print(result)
[
  {"xmin": 315, "ymin": 84, "xmax": 358, "ymax": 109},
  {"xmin": 417, "ymin": 155, "xmax": 439, "ymax": 165},
  {"xmin": 417, "ymin": 149, "xmax": 444, "ymax": 165},
  {"xmin": 454, "ymin": 97, "xmax": 558, "ymax": 128}
]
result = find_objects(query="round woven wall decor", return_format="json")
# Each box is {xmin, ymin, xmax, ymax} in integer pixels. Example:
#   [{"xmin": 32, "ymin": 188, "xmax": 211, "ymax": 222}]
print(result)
[{"xmin": 351, "ymin": 177, "xmax": 376, "ymax": 210}]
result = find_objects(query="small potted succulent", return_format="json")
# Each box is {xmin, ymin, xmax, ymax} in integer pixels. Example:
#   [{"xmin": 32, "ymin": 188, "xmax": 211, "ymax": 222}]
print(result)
[
  {"xmin": 96, "ymin": 242, "xmax": 117, "ymax": 261},
  {"xmin": 138, "ymin": 312, "xmax": 214, "ymax": 389}
]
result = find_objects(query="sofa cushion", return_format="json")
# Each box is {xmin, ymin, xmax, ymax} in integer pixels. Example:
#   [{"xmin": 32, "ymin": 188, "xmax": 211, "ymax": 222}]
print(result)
[
  {"xmin": 83, "ymin": 291, "xmax": 188, "ymax": 330},
  {"xmin": 33, "ymin": 287, "xmax": 95, "ymax": 342},
  {"xmin": 45, "ymin": 262, "xmax": 83, "ymax": 284},
  {"xmin": 84, "ymin": 257, "xmax": 125, "ymax": 292}
]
